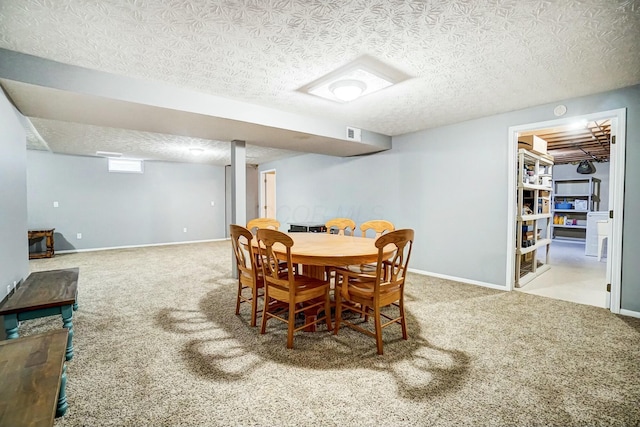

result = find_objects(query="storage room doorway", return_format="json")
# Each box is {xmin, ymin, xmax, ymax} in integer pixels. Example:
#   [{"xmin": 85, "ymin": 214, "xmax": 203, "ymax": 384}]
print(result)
[{"xmin": 507, "ymin": 108, "xmax": 626, "ymax": 313}]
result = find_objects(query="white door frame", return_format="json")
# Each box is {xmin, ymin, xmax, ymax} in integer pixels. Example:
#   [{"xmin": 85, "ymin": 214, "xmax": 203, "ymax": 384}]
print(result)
[
  {"xmin": 506, "ymin": 108, "xmax": 626, "ymax": 313},
  {"xmin": 259, "ymin": 169, "xmax": 276, "ymax": 219}
]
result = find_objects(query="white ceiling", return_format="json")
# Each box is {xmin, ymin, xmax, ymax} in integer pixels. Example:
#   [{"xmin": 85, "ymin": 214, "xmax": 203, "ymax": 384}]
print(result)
[{"xmin": 0, "ymin": 0, "xmax": 638, "ymax": 165}]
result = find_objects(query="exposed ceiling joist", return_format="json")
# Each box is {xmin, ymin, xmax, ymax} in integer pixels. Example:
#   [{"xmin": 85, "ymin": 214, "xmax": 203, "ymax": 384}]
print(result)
[{"xmin": 519, "ymin": 119, "xmax": 611, "ymax": 165}]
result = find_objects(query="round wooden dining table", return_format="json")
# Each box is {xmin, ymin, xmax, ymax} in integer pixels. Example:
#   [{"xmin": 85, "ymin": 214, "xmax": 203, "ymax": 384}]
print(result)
[
  {"xmin": 252, "ymin": 232, "xmax": 390, "ymax": 277},
  {"xmin": 280, "ymin": 232, "xmax": 382, "ymax": 266},
  {"xmin": 252, "ymin": 231, "xmax": 387, "ymax": 331}
]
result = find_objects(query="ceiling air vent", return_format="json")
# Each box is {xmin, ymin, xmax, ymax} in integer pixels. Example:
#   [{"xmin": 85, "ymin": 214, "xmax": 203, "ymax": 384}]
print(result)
[{"xmin": 346, "ymin": 126, "xmax": 361, "ymax": 142}]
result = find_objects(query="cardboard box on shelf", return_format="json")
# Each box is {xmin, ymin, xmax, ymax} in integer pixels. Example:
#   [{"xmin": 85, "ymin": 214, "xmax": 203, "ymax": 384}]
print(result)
[
  {"xmin": 518, "ymin": 135, "xmax": 548, "ymax": 155},
  {"xmin": 538, "ymin": 198, "xmax": 550, "ymax": 214},
  {"xmin": 525, "ymin": 230, "xmax": 542, "ymax": 240},
  {"xmin": 574, "ymin": 199, "xmax": 588, "ymax": 210}
]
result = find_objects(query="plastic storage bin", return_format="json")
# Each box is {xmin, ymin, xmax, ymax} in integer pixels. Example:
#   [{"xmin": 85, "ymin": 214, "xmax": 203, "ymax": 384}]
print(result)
[{"xmin": 555, "ymin": 202, "xmax": 572, "ymax": 209}]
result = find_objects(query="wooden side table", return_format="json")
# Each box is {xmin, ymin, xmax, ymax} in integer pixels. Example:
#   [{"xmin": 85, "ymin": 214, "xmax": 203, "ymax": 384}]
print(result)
[{"xmin": 28, "ymin": 228, "xmax": 55, "ymax": 259}]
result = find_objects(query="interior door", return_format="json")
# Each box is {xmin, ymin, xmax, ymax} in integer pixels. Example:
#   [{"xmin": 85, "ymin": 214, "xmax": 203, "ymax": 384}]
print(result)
[
  {"xmin": 262, "ymin": 170, "xmax": 276, "ymax": 218},
  {"xmin": 604, "ymin": 124, "xmax": 616, "ymax": 309}
]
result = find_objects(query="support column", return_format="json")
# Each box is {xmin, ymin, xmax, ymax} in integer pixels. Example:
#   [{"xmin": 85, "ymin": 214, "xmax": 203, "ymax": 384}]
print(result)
[{"xmin": 231, "ymin": 140, "xmax": 246, "ymax": 278}]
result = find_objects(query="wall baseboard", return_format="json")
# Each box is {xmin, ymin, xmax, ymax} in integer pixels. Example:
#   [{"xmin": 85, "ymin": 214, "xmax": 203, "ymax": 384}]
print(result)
[
  {"xmin": 408, "ymin": 268, "xmax": 506, "ymax": 291},
  {"xmin": 619, "ymin": 309, "xmax": 640, "ymax": 319},
  {"xmin": 56, "ymin": 238, "xmax": 228, "ymax": 254},
  {"xmin": 409, "ymin": 269, "xmax": 640, "ymax": 318}
]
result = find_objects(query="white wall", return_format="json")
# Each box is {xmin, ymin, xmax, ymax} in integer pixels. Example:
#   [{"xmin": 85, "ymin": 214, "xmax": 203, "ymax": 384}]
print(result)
[
  {"xmin": 27, "ymin": 151, "xmax": 227, "ymax": 251},
  {"xmin": 268, "ymin": 151, "xmax": 403, "ymax": 228},
  {"xmin": 0, "ymin": 90, "xmax": 28, "ymax": 306},
  {"xmin": 261, "ymin": 119, "xmax": 507, "ymax": 286},
  {"xmin": 262, "ymin": 85, "xmax": 640, "ymax": 313}
]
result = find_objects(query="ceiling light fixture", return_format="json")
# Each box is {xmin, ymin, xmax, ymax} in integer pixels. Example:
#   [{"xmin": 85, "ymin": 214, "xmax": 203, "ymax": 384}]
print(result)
[
  {"xmin": 299, "ymin": 55, "xmax": 410, "ymax": 103},
  {"xmin": 189, "ymin": 147, "xmax": 204, "ymax": 156},
  {"xmin": 329, "ymin": 79, "xmax": 367, "ymax": 102},
  {"xmin": 570, "ymin": 119, "xmax": 589, "ymax": 130},
  {"xmin": 96, "ymin": 150, "xmax": 122, "ymax": 158}
]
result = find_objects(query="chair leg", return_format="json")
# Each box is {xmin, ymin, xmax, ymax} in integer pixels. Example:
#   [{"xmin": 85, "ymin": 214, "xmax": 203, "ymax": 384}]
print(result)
[
  {"xmin": 374, "ymin": 305, "xmax": 383, "ymax": 355},
  {"xmin": 333, "ymin": 290, "xmax": 342, "ymax": 335},
  {"xmin": 287, "ymin": 302, "xmax": 296, "ymax": 349},
  {"xmin": 324, "ymin": 287, "xmax": 332, "ymax": 331},
  {"xmin": 250, "ymin": 286, "xmax": 258, "ymax": 327},
  {"xmin": 260, "ymin": 291, "xmax": 269, "ymax": 334},
  {"xmin": 399, "ymin": 298, "xmax": 408, "ymax": 340},
  {"xmin": 235, "ymin": 281, "xmax": 242, "ymax": 315}
]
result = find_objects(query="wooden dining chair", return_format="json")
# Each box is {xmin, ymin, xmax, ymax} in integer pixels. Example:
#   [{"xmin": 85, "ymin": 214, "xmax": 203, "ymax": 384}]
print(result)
[
  {"xmin": 247, "ymin": 217, "xmax": 280, "ymax": 234},
  {"xmin": 230, "ymin": 224, "xmax": 264, "ymax": 327},
  {"xmin": 325, "ymin": 218, "xmax": 356, "ymax": 236},
  {"xmin": 360, "ymin": 220, "xmax": 395, "ymax": 238},
  {"xmin": 256, "ymin": 229, "xmax": 332, "ymax": 349},
  {"xmin": 333, "ymin": 229, "xmax": 414, "ymax": 355},
  {"xmin": 246, "ymin": 217, "xmax": 295, "ymax": 274},
  {"xmin": 355, "ymin": 220, "xmax": 396, "ymax": 273}
]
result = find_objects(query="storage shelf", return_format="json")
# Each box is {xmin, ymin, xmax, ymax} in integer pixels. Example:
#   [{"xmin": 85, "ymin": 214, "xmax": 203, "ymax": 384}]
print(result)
[
  {"xmin": 519, "ymin": 264, "xmax": 551, "ymax": 286},
  {"xmin": 518, "ymin": 148, "xmax": 554, "ymax": 165},
  {"xmin": 553, "ymin": 236, "xmax": 585, "ymax": 242},
  {"xmin": 516, "ymin": 148, "xmax": 553, "ymax": 288},
  {"xmin": 519, "ymin": 183, "xmax": 553, "ymax": 191},
  {"xmin": 519, "ymin": 213, "xmax": 552, "ymax": 221},
  {"xmin": 516, "ymin": 238, "xmax": 552, "ymax": 255},
  {"xmin": 553, "ymin": 178, "xmax": 594, "ymax": 183},
  {"xmin": 552, "ymin": 177, "xmax": 601, "ymax": 242},
  {"xmin": 553, "ymin": 209, "xmax": 588, "ymax": 213}
]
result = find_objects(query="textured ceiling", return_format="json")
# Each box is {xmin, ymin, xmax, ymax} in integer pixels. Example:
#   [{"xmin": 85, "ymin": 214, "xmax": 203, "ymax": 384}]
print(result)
[
  {"xmin": 0, "ymin": 0, "xmax": 639, "ymax": 164},
  {"xmin": 25, "ymin": 117, "xmax": 302, "ymax": 166}
]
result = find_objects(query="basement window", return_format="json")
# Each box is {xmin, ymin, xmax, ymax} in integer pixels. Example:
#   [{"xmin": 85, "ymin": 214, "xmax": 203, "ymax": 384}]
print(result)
[{"xmin": 108, "ymin": 158, "xmax": 144, "ymax": 173}]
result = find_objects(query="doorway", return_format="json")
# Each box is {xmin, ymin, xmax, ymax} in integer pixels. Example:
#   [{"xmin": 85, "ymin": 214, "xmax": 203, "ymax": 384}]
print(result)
[
  {"xmin": 260, "ymin": 169, "xmax": 276, "ymax": 219},
  {"xmin": 506, "ymin": 108, "xmax": 626, "ymax": 313}
]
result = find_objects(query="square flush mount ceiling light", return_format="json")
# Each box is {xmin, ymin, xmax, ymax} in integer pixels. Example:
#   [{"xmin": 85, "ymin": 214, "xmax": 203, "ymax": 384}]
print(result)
[{"xmin": 299, "ymin": 56, "xmax": 410, "ymax": 103}]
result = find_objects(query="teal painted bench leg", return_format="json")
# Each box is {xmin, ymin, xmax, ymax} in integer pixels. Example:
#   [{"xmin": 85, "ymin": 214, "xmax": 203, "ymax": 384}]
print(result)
[
  {"xmin": 4, "ymin": 314, "xmax": 19, "ymax": 339},
  {"xmin": 56, "ymin": 362, "xmax": 68, "ymax": 417},
  {"xmin": 61, "ymin": 305, "xmax": 74, "ymax": 361}
]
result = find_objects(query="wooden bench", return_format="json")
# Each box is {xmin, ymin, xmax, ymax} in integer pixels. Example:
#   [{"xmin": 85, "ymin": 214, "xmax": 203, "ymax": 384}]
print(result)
[
  {"xmin": 0, "ymin": 268, "xmax": 79, "ymax": 361},
  {"xmin": 0, "ymin": 328, "xmax": 69, "ymax": 425}
]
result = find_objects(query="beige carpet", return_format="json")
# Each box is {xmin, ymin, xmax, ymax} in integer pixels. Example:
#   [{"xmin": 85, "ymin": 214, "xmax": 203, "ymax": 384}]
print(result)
[{"xmin": 16, "ymin": 241, "xmax": 640, "ymax": 426}]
